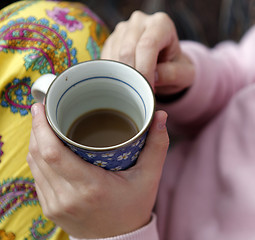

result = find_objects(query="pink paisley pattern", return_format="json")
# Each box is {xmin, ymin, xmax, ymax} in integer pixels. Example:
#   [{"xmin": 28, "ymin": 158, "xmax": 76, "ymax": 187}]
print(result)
[
  {"xmin": 29, "ymin": 215, "xmax": 56, "ymax": 240},
  {"xmin": 0, "ymin": 178, "xmax": 38, "ymax": 221},
  {"xmin": 0, "ymin": 17, "xmax": 78, "ymax": 75},
  {"xmin": 47, "ymin": 7, "xmax": 83, "ymax": 32}
]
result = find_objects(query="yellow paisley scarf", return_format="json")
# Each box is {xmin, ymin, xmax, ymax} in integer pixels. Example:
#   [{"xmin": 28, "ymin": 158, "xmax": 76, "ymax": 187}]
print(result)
[{"xmin": 0, "ymin": 1, "xmax": 109, "ymax": 239}]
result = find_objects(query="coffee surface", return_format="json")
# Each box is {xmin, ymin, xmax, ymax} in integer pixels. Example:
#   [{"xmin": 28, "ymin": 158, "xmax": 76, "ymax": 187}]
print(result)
[{"xmin": 67, "ymin": 109, "xmax": 139, "ymax": 147}]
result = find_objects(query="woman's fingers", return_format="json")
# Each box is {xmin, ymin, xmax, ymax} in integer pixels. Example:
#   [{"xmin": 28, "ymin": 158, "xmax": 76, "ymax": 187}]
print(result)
[
  {"xmin": 102, "ymin": 11, "xmax": 182, "ymax": 90},
  {"xmin": 134, "ymin": 12, "xmax": 180, "ymax": 87},
  {"xmin": 155, "ymin": 54, "xmax": 195, "ymax": 94}
]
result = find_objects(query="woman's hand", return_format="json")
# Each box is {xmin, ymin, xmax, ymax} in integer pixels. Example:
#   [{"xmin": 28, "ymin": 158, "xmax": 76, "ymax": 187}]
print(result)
[
  {"xmin": 27, "ymin": 103, "xmax": 169, "ymax": 239},
  {"xmin": 101, "ymin": 11, "xmax": 195, "ymax": 96}
]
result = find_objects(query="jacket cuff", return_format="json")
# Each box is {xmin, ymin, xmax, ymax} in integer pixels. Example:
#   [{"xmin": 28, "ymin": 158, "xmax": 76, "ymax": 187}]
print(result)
[{"xmin": 69, "ymin": 214, "xmax": 159, "ymax": 240}]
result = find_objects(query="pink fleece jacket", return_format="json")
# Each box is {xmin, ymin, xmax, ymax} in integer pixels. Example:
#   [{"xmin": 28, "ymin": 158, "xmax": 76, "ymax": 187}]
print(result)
[{"xmin": 70, "ymin": 25, "xmax": 255, "ymax": 240}]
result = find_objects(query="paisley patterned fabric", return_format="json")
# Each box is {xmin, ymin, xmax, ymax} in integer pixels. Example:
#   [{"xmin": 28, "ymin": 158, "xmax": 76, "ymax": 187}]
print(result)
[{"xmin": 0, "ymin": 1, "xmax": 109, "ymax": 239}]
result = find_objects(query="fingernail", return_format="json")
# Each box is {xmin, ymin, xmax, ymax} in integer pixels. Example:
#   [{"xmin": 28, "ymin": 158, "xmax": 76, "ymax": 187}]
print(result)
[{"xmin": 31, "ymin": 104, "xmax": 39, "ymax": 117}]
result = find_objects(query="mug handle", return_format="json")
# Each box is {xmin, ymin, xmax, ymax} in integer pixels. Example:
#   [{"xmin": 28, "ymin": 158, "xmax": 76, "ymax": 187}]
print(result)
[{"xmin": 32, "ymin": 74, "xmax": 56, "ymax": 103}]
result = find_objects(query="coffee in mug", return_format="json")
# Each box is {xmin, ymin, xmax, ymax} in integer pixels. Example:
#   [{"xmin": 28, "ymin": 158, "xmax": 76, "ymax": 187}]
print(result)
[{"xmin": 67, "ymin": 108, "xmax": 139, "ymax": 147}]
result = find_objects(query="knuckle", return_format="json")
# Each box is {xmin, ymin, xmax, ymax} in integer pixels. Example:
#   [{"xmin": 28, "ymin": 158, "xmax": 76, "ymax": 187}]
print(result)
[
  {"xmin": 26, "ymin": 152, "xmax": 34, "ymax": 166},
  {"xmin": 28, "ymin": 144, "xmax": 37, "ymax": 158},
  {"xmin": 44, "ymin": 198, "xmax": 66, "ymax": 220},
  {"xmin": 41, "ymin": 202, "xmax": 53, "ymax": 219},
  {"xmin": 41, "ymin": 146, "xmax": 60, "ymax": 164},
  {"xmin": 80, "ymin": 184, "xmax": 106, "ymax": 205},
  {"xmin": 26, "ymin": 153, "xmax": 32, "ymax": 166},
  {"xmin": 44, "ymin": 205, "xmax": 61, "ymax": 220},
  {"xmin": 138, "ymin": 36, "xmax": 158, "ymax": 49},
  {"xmin": 43, "ymin": 208, "xmax": 52, "ymax": 219},
  {"xmin": 154, "ymin": 12, "xmax": 171, "ymax": 24},
  {"xmin": 58, "ymin": 197, "xmax": 76, "ymax": 216},
  {"xmin": 114, "ymin": 21, "xmax": 126, "ymax": 32},
  {"xmin": 130, "ymin": 10, "xmax": 146, "ymax": 21},
  {"xmin": 119, "ymin": 45, "xmax": 135, "ymax": 60}
]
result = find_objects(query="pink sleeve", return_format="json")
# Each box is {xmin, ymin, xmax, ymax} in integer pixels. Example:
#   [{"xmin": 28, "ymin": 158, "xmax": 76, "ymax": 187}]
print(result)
[
  {"xmin": 160, "ymin": 26, "xmax": 255, "ymax": 133},
  {"xmin": 69, "ymin": 214, "xmax": 159, "ymax": 240}
]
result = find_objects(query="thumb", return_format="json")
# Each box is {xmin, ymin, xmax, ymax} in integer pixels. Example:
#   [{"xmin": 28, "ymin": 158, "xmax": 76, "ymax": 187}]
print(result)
[
  {"xmin": 135, "ymin": 110, "xmax": 169, "ymax": 176},
  {"xmin": 155, "ymin": 55, "xmax": 195, "ymax": 95}
]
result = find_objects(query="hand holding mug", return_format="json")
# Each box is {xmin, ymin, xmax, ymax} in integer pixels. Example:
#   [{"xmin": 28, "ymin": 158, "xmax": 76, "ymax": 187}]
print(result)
[
  {"xmin": 27, "ymin": 103, "xmax": 169, "ymax": 238},
  {"xmin": 28, "ymin": 59, "xmax": 169, "ymax": 238}
]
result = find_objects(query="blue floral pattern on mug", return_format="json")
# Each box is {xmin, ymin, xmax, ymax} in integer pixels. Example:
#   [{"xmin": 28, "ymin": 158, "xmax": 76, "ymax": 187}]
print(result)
[{"xmin": 63, "ymin": 133, "xmax": 147, "ymax": 171}]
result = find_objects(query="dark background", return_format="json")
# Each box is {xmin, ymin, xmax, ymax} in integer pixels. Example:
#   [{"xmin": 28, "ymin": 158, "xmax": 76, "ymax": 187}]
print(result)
[{"xmin": 1, "ymin": 0, "xmax": 255, "ymax": 47}]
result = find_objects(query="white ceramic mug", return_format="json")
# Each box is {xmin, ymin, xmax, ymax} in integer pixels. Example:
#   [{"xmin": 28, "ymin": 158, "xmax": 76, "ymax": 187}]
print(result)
[{"xmin": 32, "ymin": 60, "xmax": 155, "ymax": 171}]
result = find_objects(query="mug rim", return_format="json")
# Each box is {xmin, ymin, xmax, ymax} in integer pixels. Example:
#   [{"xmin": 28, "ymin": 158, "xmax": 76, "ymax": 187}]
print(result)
[{"xmin": 45, "ymin": 59, "xmax": 155, "ymax": 151}]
